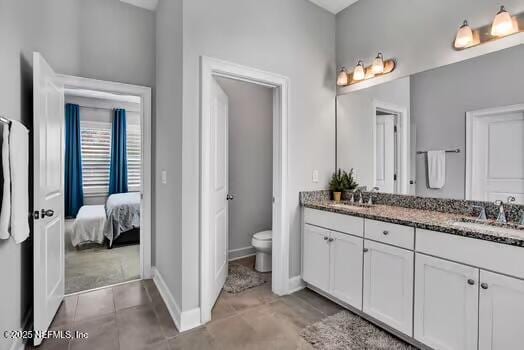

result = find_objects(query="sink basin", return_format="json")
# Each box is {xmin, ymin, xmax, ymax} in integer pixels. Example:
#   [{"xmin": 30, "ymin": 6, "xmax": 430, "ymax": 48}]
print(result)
[
  {"xmin": 452, "ymin": 219, "xmax": 523, "ymax": 236},
  {"xmin": 331, "ymin": 202, "xmax": 373, "ymax": 210}
]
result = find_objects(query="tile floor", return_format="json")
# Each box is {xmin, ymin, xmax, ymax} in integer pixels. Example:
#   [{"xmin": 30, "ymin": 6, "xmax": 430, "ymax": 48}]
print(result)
[{"xmin": 31, "ymin": 257, "xmax": 344, "ymax": 350}]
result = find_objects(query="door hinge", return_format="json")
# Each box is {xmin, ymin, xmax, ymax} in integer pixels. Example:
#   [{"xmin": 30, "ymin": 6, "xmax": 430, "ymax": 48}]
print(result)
[
  {"xmin": 394, "ymin": 174, "xmax": 397, "ymax": 181},
  {"xmin": 394, "ymin": 125, "xmax": 398, "ymax": 133}
]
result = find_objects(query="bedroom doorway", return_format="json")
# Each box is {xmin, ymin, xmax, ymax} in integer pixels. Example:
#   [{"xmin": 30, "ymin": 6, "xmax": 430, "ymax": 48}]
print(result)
[{"xmin": 59, "ymin": 75, "xmax": 152, "ymax": 295}]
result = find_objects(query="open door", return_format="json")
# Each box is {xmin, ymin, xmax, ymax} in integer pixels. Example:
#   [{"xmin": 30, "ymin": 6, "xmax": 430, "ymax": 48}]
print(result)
[
  {"xmin": 375, "ymin": 114, "xmax": 396, "ymax": 193},
  {"xmin": 205, "ymin": 78, "xmax": 230, "ymax": 319},
  {"xmin": 33, "ymin": 52, "xmax": 65, "ymax": 346}
]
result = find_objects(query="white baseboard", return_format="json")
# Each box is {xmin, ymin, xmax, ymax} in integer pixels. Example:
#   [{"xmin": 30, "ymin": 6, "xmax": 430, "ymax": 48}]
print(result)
[
  {"xmin": 287, "ymin": 275, "xmax": 305, "ymax": 294},
  {"xmin": 228, "ymin": 246, "xmax": 256, "ymax": 261},
  {"xmin": 151, "ymin": 267, "xmax": 201, "ymax": 332}
]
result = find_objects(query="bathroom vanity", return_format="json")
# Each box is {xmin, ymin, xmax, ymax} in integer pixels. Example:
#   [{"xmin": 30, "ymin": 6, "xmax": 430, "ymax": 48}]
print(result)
[{"xmin": 300, "ymin": 195, "xmax": 524, "ymax": 350}]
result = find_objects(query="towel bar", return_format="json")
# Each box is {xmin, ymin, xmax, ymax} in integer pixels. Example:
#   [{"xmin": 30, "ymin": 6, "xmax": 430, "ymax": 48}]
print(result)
[{"xmin": 416, "ymin": 149, "xmax": 460, "ymax": 155}]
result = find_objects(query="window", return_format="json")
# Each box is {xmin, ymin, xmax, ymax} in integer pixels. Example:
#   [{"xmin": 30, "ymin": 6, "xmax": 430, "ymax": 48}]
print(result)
[{"xmin": 80, "ymin": 121, "xmax": 141, "ymax": 195}]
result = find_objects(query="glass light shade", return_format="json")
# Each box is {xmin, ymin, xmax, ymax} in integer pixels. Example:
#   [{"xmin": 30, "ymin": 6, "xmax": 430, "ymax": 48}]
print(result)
[
  {"xmin": 454, "ymin": 20, "xmax": 474, "ymax": 48},
  {"xmin": 336, "ymin": 67, "xmax": 348, "ymax": 86},
  {"xmin": 491, "ymin": 6, "xmax": 514, "ymax": 37},
  {"xmin": 372, "ymin": 53, "xmax": 384, "ymax": 74},
  {"xmin": 353, "ymin": 61, "xmax": 365, "ymax": 81}
]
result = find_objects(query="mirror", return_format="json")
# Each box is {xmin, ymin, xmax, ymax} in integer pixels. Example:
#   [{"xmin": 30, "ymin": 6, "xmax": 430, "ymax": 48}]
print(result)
[{"xmin": 336, "ymin": 44, "xmax": 524, "ymax": 202}]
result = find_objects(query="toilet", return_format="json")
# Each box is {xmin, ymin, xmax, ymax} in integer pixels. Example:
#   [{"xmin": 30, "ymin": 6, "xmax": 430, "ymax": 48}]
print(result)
[{"xmin": 251, "ymin": 230, "xmax": 272, "ymax": 272}]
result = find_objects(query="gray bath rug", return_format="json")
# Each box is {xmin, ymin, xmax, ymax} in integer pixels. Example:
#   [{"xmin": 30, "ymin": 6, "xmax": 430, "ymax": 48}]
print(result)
[
  {"xmin": 223, "ymin": 264, "xmax": 266, "ymax": 294},
  {"xmin": 300, "ymin": 310, "xmax": 415, "ymax": 350}
]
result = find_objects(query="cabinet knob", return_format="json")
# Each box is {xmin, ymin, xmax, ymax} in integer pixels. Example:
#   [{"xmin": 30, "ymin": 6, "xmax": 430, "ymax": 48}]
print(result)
[
  {"xmin": 481, "ymin": 282, "xmax": 489, "ymax": 290},
  {"xmin": 467, "ymin": 279, "xmax": 475, "ymax": 285},
  {"xmin": 328, "ymin": 237, "xmax": 334, "ymax": 242},
  {"xmin": 323, "ymin": 236, "xmax": 328, "ymax": 241},
  {"xmin": 363, "ymin": 248, "xmax": 369, "ymax": 253},
  {"xmin": 383, "ymin": 230, "xmax": 389, "ymax": 235}
]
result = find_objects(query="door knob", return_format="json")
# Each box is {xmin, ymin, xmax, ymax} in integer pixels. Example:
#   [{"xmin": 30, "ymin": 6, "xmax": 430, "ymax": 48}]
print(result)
[
  {"xmin": 226, "ymin": 194, "xmax": 234, "ymax": 200},
  {"xmin": 41, "ymin": 209, "xmax": 54, "ymax": 218}
]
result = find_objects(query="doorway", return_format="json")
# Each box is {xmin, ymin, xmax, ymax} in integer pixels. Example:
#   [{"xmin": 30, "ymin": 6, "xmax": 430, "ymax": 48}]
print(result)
[
  {"xmin": 200, "ymin": 57, "xmax": 290, "ymax": 324},
  {"xmin": 373, "ymin": 101, "xmax": 409, "ymax": 194},
  {"xmin": 32, "ymin": 52, "xmax": 152, "ymax": 346},
  {"xmin": 466, "ymin": 104, "xmax": 524, "ymax": 204}
]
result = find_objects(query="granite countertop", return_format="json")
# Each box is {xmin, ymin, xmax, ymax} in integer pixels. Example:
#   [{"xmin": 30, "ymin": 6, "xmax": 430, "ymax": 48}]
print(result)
[{"xmin": 303, "ymin": 201, "xmax": 524, "ymax": 248}]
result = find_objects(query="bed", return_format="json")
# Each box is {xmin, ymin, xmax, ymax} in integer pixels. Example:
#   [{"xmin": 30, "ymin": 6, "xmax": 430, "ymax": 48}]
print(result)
[
  {"xmin": 104, "ymin": 192, "xmax": 141, "ymax": 247},
  {"xmin": 71, "ymin": 205, "xmax": 107, "ymax": 247}
]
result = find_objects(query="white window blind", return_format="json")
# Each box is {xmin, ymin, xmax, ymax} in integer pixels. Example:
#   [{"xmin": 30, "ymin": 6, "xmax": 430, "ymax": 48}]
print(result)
[{"xmin": 80, "ymin": 120, "xmax": 141, "ymax": 195}]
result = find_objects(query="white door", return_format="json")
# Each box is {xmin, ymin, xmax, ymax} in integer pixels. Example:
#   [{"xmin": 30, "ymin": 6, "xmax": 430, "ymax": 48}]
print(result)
[
  {"xmin": 375, "ymin": 114, "xmax": 396, "ymax": 193},
  {"xmin": 479, "ymin": 270, "xmax": 524, "ymax": 350},
  {"xmin": 468, "ymin": 109, "xmax": 524, "ymax": 203},
  {"xmin": 329, "ymin": 232, "xmax": 363, "ymax": 309},
  {"xmin": 33, "ymin": 52, "xmax": 65, "ymax": 346},
  {"xmin": 302, "ymin": 224, "xmax": 330, "ymax": 291},
  {"xmin": 209, "ymin": 78, "xmax": 229, "ymax": 305},
  {"xmin": 363, "ymin": 240, "xmax": 413, "ymax": 335},
  {"xmin": 414, "ymin": 254, "xmax": 479, "ymax": 350}
]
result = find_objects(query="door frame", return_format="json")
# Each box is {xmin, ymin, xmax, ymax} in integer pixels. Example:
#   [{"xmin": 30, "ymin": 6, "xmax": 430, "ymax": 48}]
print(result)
[
  {"xmin": 57, "ymin": 74, "xmax": 153, "ymax": 279},
  {"xmin": 465, "ymin": 104, "xmax": 524, "ymax": 201},
  {"xmin": 200, "ymin": 56, "xmax": 289, "ymax": 323},
  {"xmin": 372, "ymin": 100, "xmax": 409, "ymax": 194}
]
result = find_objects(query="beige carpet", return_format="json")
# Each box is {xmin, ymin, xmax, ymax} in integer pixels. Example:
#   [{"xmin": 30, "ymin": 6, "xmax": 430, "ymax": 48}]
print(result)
[{"xmin": 65, "ymin": 220, "xmax": 140, "ymax": 294}]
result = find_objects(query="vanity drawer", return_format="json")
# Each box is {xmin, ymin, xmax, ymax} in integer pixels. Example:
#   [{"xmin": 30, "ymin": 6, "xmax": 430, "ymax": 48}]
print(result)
[
  {"xmin": 416, "ymin": 228, "xmax": 524, "ymax": 279},
  {"xmin": 304, "ymin": 208, "xmax": 363, "ymax": 237},
  {"xmin": 365, "ymin": 219, "xmax": 415, "ymax": 250}
]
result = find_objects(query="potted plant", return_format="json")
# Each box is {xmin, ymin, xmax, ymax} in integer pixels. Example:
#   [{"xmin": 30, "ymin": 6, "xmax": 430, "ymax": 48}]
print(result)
[
  {"xmin": 329, "ymin": 168, "xmax": 359, "ymax": 202},
  {"xmin": 329, "ymin": 169, "xmax": 347, "ymax": 202}
]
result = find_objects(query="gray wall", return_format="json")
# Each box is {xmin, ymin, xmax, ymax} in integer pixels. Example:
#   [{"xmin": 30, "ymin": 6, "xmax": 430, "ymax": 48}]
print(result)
[
  {"xmin": 154, "ymin": 0, "xmax": 183, "ymax": 307},
  {"xmin": 0, "ymin": 1, "xmax": 154, "ymax": 348},
  {"xmin": 215, "ymin": 77, "xmax": 273, "ymax": 259},
  {"xmin": 336, "ymin": 0, "xmax": 524, "ymax": 94},
  {"xmin": 413, "ymin": 45, "xmax": 524, "ymax": 199},
  {"xmin": 179, "ymin": 0, "xmax": 335, "ymax": 310}
]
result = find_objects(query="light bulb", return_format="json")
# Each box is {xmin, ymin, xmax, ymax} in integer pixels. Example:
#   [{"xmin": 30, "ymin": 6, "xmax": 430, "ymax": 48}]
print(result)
[
  {"xmin": 491, "ymin": 6, "xmax": 514, "ymax": 37},
  {"xmin": 353, "ymin": 61, "xmax": 365, "ymax": 81},
  {"xmin": 372, "ymin": 53, "xmax": 384, "ymax": 74},
  {"xmin": 454, "ymin": 20, "xmax": 474, "ymax": 48},
  {"xmin": 336, "ymin": 67, "xmax": 348, "ymax": 86}
]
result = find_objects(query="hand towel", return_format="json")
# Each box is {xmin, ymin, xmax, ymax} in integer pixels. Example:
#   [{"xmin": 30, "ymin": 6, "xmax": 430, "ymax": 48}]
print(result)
[
  {"xmin": 10, "ymin": 121, "xmax": 29, "ymax": 243},
  {"xmin": 0, "ymin": 124, "xmax": 11, "ymax": 239},
  {"xmin": 427, "ymin": 150, "xmax": 446, "ymax": 189}
]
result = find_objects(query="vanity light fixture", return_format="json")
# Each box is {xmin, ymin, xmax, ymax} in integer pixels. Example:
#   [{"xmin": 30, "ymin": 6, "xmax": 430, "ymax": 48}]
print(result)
[
  {"xmin": 372, "ymin": 53, "xmax": 385, "ymax": 74},
  {"xmin": 454, "ymin": 20, "xmax": 474, "ymax": 48},
  {"xmin": 491, "ymin": 6, "xmax": 516, "ymax": 36},
  {"xmin": 453, "ymin": 5, "xmax": 521, "ymax": 50},
  {"xmin": 336, "ymin": 67, "xmax": 349, "ymax": 86},
  {"xmin": 353, "ymin": 60, "xmax": 366, "ymax": 81}
]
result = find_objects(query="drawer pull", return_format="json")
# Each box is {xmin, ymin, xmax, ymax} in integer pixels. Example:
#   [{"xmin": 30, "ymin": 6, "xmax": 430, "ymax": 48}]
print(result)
[
  {"xmin": 383, "ymin": 230, "xmax": 389, "ymax": 235},
  {"xmin": 363, "ymin": 248, "xmax": 369, "ymax": 253},
  {"xmin": 481, "ymin": 283, "xmax": 489, "ymax": 290},
  {"xmin": 467, "ymin": 279, "xmax": 475, "ymax": 286}
]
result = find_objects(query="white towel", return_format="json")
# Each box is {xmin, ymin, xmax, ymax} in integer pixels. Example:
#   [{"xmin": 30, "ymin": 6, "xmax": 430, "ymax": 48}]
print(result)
[
  {"xmin": 427, "ymin": 150, "xmax": 446, "ymax": 189},
  {"xmin": 10, "ymin": 121, "xmax": 29, "ymax": 243},
  {"xmin": 0, "ymin": 124, "xmax": 11, "ymax": 239}
]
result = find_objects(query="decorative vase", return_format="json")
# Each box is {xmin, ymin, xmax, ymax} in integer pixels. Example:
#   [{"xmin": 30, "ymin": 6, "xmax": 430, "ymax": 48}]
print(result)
[{"xmin": 333, "ymin": 191, "xmax": 342, "ymax": 203}]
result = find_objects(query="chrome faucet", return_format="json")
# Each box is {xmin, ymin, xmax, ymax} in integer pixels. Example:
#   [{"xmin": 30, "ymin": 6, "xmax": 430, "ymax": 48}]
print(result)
[
  {"xmin": 352, "ymin": 189, "xmax": 363, "ymax": 205},
  {"xmin": 494, "ymin": 200, "xmax": 507, "ymax": 224},
  {"xmin": 471, "ymin": 205, "xmax": 487, "ymax": 221},
  {"xmin": 368, "ymin": 187, "xmax": 380, "ymax": 205}
]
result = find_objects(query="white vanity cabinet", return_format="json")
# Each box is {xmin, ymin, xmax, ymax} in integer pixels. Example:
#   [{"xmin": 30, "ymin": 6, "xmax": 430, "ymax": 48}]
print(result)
[
  {"xmin": 414, "ymin": 254, "xmax": 479, "ymax": 350},
  {"xmin": 363, "ymin": 240, "xmax": 413, "ymax": 336},
  {"xmin": 303, "ymin": 223, "xmax": 330, "ymax": 291},
  {"xmin": 478, "ymin": 271, "xmax": 524, "ymax": 350}
]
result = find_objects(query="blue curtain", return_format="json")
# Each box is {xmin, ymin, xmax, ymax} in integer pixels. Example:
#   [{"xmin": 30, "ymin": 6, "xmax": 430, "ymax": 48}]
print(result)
[
  {"xmin": 64, "ymin": 104, "xmax": 84, "ymax": 218},
  {"xmin": 109, "ymin": 109, "xmax": 128, "ymax": 195}
]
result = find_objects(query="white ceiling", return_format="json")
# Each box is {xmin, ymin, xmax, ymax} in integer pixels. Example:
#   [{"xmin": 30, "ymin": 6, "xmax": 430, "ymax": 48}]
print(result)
[
  {"xmin": 120, "ymin": 0, "xmax": 158, "ymax": 11},
  {"xmin": 307, "ymin": 0, "xmax": 360, "ymax": 14}
]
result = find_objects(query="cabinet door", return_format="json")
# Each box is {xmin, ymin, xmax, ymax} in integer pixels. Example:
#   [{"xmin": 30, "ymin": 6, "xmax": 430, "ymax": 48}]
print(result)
[
  {"xmin": 479, "ymin": 271, "xmax": 524, "ymax": 350},
  {"xmin": 363, "ymin": 240, "xmax": 413, "ymax": 335},
  {"xmin": 302, "ymin": 224, "xmax": 330, "ymax": 291},
  {"xmin": 414, "ymin": 254, "xmax": 478, "ymax": 350},
  {"xmin": 330, "ymin": 232, "xmax": 363, "ymax": 309}
]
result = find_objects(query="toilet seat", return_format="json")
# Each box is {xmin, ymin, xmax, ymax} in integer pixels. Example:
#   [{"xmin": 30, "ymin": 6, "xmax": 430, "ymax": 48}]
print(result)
[{"xmin": 253, "ymin": 230, "xmax": 272, "ymax": 241}]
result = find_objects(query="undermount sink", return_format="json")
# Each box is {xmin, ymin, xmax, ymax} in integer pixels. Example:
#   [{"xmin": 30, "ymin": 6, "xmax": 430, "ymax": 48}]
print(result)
[
  {"xmin": 452, "ymin": 218, "xmax": 523, "ymax": 236},
  {"xmin": 331, "ymin": 202, "xmax": 374, "ymax": 209}
]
